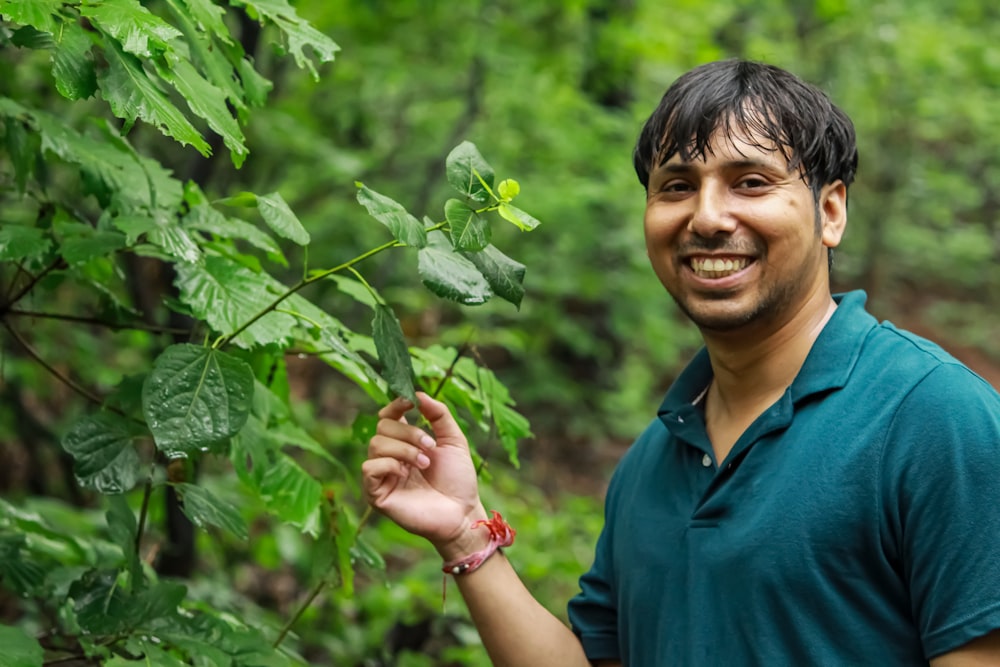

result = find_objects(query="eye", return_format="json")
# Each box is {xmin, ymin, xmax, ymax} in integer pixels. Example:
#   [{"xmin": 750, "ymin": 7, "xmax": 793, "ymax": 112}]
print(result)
[
  {"xmin": 660, "ymin": 180, "xmax": 694, "ymax": 194},
  {"xmin": 736, "ymin": 175, "xmax": 770, "ymax": 190}
]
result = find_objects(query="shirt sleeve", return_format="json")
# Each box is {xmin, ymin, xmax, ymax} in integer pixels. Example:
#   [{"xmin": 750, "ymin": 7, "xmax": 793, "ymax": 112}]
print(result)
[
  {"xmin": 567, "ymin": 470, "xmax": 622, "ymax": 661},
  {"xmin": 880, "ymin": 363, "xmax": 1000, "ymax": 659}
]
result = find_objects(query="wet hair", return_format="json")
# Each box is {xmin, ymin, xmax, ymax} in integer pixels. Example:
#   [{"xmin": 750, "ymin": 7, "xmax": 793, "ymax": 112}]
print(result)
[{"xmin": 633, "ymin": 60, "xmax": 858, "ymax": 198}]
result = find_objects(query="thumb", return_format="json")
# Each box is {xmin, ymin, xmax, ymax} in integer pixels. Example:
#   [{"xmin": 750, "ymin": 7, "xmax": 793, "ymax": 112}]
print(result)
[{"xmin": 415, "ymin": 392, "xmax": 467, "ymax": 446}]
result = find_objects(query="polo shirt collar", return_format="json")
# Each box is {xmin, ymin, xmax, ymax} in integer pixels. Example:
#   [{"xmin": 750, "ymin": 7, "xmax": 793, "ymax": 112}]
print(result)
[{"xmin": 658, "ymin": 290, "xmax": 877, "ymax": 428}]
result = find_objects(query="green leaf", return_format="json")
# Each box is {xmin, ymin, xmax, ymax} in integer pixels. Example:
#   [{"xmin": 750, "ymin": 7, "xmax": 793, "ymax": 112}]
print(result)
[
  {"xmin": 464, "ymin": 244, "xmax": 526, "ymax": 308},
  {"xmin": 446, "ymin": 141, "xmax": 494, "ymax": 204},
  {"xmin": 11, "ymin": 25, "xmax": 54, "ymax": 48},
  {"xmin": 257, "ymin": 192, "xmax": 310, "ymax": 244},
  {"xmin": 52, "ymin": 20, "xmax": 97, "ymax": 100},
  {"xmin": 355, "ymin": 183, "xmax": 427, "ymax": 247},
  {"xmin": 99, "ymin": 40, "xmax": 210, "ymax": 155},
  {"xmin": 497, "ymin": 178, "xmax": 520, "ymax": 201},
  {"xmin": 70, "ymin": 569, "xmax": 132, "ymax": 635},
  {"xmin": 184, "ymin": 204, "xmax": 285, "ymax": 261},
  {"xmin": 326, "ymin": 274, "xmax": 378, "ymax": 310},
  {"xmin": 0, "ymin": 624, "xmax": 43, "ymax": 667},
  {"xmin": 105, "ymin": 494, "xmax": 142, "ymax": 588},
  {"xmin": 174, "ymin": 256, "xmax": 297, "ymax": 348},
  {"xmin": 0, "ymin": 225, "xmax": 51, "ymax": 262},
  {"xmin": 372, "ymin": 304, "xmax": 417, "ymax": 405},
  {"xmin": 497, "ymin": 202, "xmax": 541, "ymax": 231},
  {"xmin": 174, "ymin": 482, "xmax": 249, "ymax": 540},
  {"xmin": 58, "ymin": 228, "xmax": 128, "ymax": 265},
  {"xmin": 258, "ymin": 454, "xmax": 324, "ymax": 536},
  {"xmin": 61, "ymin": 413, "xmax": 142, "ymax": 494},
  {"xmin": 237, "ymin": 0, "xmax": 339, "ymax": 80},
  {"xmin": 0, "ymin": 0, "xmax": 62, "ymax": 33},
  {"xmin": 237, "ymin": 57, "xmax": 273, "ymax": 107},
  {"xmin": 445, "ymin": 198, "xmax": 490, "ymax": 251},
  {"xmin": 156, "ymin": 56, "xmax": 248, "ymax": 167},
  {"xmin": 417, "ymin": 232, "xmax": 493, "ymax": 305},
  {"xmin": 176, "ymin": 0, "xmax": 232, "ymax": 44},
  {"xmin": 80, "ymin": 0, "xmax": 183, "ymax": 58},
  {"xmin": 0, "ymin": 535, "xmax": 49, "ymax": 595},
  {"xmin": 3, "ymin": 115, "xmax": 39, "ymax": 193},
  {"xmin": 142, "ymin": 344, "xmax": 254, "ymax": 457}
]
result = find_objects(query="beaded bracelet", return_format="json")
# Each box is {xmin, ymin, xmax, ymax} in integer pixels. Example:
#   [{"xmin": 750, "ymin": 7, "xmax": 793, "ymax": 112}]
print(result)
[{"xmin": 441, "ymin": 510, "xmax": 516, "ymax": 576}]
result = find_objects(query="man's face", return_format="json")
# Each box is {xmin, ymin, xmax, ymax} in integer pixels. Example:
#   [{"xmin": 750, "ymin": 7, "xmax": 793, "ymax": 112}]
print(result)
[{"xmin": 643, "ymin": 129, "xmax": 845, "ymax": 334}]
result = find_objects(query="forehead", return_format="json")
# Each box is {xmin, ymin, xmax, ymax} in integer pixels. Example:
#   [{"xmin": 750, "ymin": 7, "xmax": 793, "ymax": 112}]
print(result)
[{"xmin": 662, "ymin": 126, "xmax": 790, "ymax": 168}]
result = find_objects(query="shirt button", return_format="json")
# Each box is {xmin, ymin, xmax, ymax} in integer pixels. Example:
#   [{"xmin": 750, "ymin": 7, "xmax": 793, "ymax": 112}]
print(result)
[{"xmin": 701, "ymin": 454, "xmax": 712, "ymax": 467}]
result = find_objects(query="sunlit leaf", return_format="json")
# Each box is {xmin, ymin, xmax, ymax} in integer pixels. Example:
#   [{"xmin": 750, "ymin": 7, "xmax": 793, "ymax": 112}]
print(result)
[
  {"xmin": 174, "ymin": 482, "xmax": 248, "ymax": 540},
  {"xmin": 372, "ymin": 304, "xmax": 417, "ymax": 405},
  {"xmin": 80, "ymin": 0, "xmax": 183, "ymax": 58},
  {"xmin": 99, "ymin": 40, "xmax": 210, "ymax": 155},
  {"xmin": 417, "ymin": 232, "xmax": 492, "ymax": 305},
  {"xmin": 446, "ymin": 141, "xmax": 494, "ymax": 204},
  {"xmin": 61, "ymin": 413, "xmax": 142, "ymax": 494},
  {"xmin": 257, "ymin": 192, "xmax": 309, "ymax": 244},
  {"xmin": 142, "ymin": 344, "xmax": 254, "ymax": 457},
  {"xmin": 0, "ymin": 0, "xmax": 62, "ymax": 33},
  {"xmin": 497, "ymin": 202, "xmax": 541, "ymax": 231},
  {"xmin": 258, "ymin": 454, "xmax": 324, "ymax": 536},
  {"xmin": 355, "ymin": 183, "xmax": 427, "ymax": 247},
  {"xmin": 237, "ymin": 0, "xmax": 339, "ymax": 80},
  {"xmin": 445, "ymin": 198, "xmax": 490, "ymax": 251},
  {"xmin": 465, "ymin": 244, "xmax": 526, "ymax": 308}
]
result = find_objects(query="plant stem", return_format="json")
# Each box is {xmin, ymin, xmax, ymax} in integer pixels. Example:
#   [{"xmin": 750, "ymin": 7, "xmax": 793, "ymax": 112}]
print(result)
[
  {"xmin": 6, "ymin": 309, "xmax": 190, "ymax": 335},
  {"xmin": 272, "ymin": 577, "xmax": 328, "ymax": 649},
  {"xmin": 1, "ymin": 258, "xmax": 64, "ymax": 312},
  {"xmin": 1, "ymin": 319, "xmax": 112, "ymax": 410},
  {"xmin": 135, "ymin": 472, "xmax": 154, "ymax": 557},
  {"xmin": 216, "ymin": 222, "xmax": 448, "ymax": 350}
]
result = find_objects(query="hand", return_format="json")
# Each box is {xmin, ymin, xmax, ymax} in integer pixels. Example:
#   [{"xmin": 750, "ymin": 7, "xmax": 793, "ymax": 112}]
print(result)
[{"xmin": 362, "ymin": 392, "xmax": 489, "ymax": 559}]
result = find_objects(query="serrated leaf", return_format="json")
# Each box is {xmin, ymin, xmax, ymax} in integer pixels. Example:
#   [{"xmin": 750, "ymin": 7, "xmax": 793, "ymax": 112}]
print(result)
[
  {"xmin": 174, "ymin": 482, "xmax": 248, "ymax": 540},
  {"xmin": 0, "ymin": 0, "xmax": 62, "ymax": 33},
  {"xmin": 58, "ymin": 229, "xmax": 128, "ymax": 265},
  {"xmin": 174, "ymin": 256, "xmax": 297, "ymax": 348},
  {"xmin": 446, "ymin": 141, "xmax": 494, "ymax": 204},
  {"xmin": 61, "ymin": 413, "xmax": 142, "ymax": 494},
  {"xmin": 257, "ymin": 192, "xmax": 309, "ymax": 244},
  {"xmin": 258, "ymin": 454, "xmax": 324, "ymax": 536},
  {"xmin": 0, "ymin": 225, "xmax": 51, "ymax": 262},
  {"xmin": 3, "ymin": 115, "xmax": 38, "ymax": 193},
  {"xmin": 99, "ymin": 40, "xmax": 210, "ymax": 155},
  {"xmin": 156, "ymin": 56, "xmax": 248, "ymax": 167},
  {"xmin": 148, "ymin": 217, "xmax": 201, "ymax": 262},
  {"xmin": 237, "ymin": 0, "xmax": 339, "ymax": 80},
  {"xmin": 464, "ymin": 244, "xmax": 526, "ymax": 308},
  {"xmin": 445, "ymin": 198, "xmax": 490, "ymax": 251},
  {"xmin": 238, "ymin": 57, "xmax": 273, "ymax": 107},
  {"xmin": 417, "ymin": 233, "xmax": 492, "ymax": 306},
  {"xmin": 355, "ymin": 184, "xmax": 427, "ymax": 247},
  {"xmin": 142, "ymin": 344, "xmax": 254, "ymax": 457},
  {"xmin": 0, "ymin": 535, "xmax": 48, "ymax": 595},
  {"xmin": 497, "ymin": 202, "xmax": 541, "ymax": 231},
  {"xmin": 184, "ymin": 204, "xmax": 285, "ymax": 261},
  {"xmin": 372, "ymin": 304, "xmax": 417, "ymax": 405},
  {"xmin": 0, "ymin": 624, "xmax": 43, "ymax": 667},
  {"xmin": 11, "ymin": 24, "xmax": 53, "ymax": 48},
  {"xmin": 106, "ymin": 494, "xmax": 142, "ymax": 587},
  {"xmin": 177, "ymin": 0, "xmax": 232, "ymax": 44},
  {"xmin": 71, "ymin": 570, "xmax": 131, "ymax": 635},
  {"xmin": 80, "ymin": 0, "xmax": 183, "ymax": 58},
  {"xmin": 52, "ymin": 21, "xmax": 97, "ymax": 100}
]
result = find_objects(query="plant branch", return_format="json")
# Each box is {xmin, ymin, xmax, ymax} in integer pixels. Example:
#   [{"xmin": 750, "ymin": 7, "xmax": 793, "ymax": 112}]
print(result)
[
  {"xmin": 216, "ymin": 222, "xmax": 447, "ymax": 349},
  {"xmin": 2, "ymin": 258, "xmax": 64, "ymax": 312},
  {"xmin": 1, "ymin": 319, "xmax": 112, "ymax": 410},
  {"xmin": 135, "ymin": 470, "xmax": 154, "ymax": 556},
  {"xmin": 6, "ymin": 309, "xmax": 190, "ymax": 335},
  {"xmin": 273, "ymin": 576, "xmax": 328, "ymax": 649}
]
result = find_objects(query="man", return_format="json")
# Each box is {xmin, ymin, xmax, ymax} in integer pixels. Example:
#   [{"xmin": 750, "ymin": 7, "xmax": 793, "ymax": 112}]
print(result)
[{"xmin": 362, "ymin": 60, "xmax": 1000, "ymax": 665}]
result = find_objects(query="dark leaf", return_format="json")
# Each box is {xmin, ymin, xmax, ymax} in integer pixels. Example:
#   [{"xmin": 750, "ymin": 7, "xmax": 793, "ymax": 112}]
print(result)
[
  {"xmin": 446, "ymin": 141, "xmax": 494, "ymax": 204},
  {"xmin": 355, "ymin": 183, "xmax": 427, "ymax": 247},
  {"xmin": 465, "ymin": 244, "xmax": 526, "ymax": 308},
  {"xmin": 445, "ymin": 198, "xmax": 490, "ymax": 251},
  {"xmin": 417, "ymin": 232, "xmax": 492, "ymax": 306},
  {"xmin": 174, "ymin": 482, "xmax": 249, "ymax": 541},
  {"xmin": 61, "ymin": 413, "xmax": 142, "ymax": 494},
  {"xmin": 372, "ymin": 304, "xmax": 417, "ymax": 405}
]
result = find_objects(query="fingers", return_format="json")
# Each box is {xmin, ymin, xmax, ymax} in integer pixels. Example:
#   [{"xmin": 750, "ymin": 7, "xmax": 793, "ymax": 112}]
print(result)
[{"xmin": 412, "ymin": 392, "xmax": 467, "ymax": 445}]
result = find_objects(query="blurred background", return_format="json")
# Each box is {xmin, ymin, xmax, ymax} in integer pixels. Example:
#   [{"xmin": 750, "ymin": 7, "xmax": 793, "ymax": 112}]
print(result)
[{"xmin": 2, "ymin": 0, "xmax": 998, "ymax": 664}]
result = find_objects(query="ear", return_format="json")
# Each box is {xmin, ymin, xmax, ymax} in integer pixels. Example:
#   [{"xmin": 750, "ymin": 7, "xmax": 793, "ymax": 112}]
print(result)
[{"xmin": 818, "ymin": 181, "xmax": 847, "ymax": 249}]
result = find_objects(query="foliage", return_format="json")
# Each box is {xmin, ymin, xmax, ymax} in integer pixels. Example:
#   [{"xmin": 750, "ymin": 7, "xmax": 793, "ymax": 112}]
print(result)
[{"xmin": 0, "ymin": 1, "xmax": 541, "ymax": 664}]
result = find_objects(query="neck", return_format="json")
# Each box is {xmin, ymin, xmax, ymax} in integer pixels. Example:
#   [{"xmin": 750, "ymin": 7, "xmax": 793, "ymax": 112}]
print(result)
[{"xmin": 701, "ymin": 289, "xmax": 837, "ymax": 417}]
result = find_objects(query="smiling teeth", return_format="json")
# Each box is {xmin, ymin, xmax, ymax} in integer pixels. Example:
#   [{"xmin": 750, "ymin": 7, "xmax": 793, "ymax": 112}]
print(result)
[{"xmin": 691, "ymin": 257, "xmax": 749, "ymax": 278}]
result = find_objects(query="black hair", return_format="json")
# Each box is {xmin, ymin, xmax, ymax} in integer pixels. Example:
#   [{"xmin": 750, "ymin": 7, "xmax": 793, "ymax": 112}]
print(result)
[{"xmin": 633, "ymin": 60, "xmax": 858, "ymax": 198}]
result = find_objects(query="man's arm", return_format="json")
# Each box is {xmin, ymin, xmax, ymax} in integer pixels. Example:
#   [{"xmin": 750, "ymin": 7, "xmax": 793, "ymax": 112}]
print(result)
[
  {"xmin": 930, "ymin": 629, "xmax": 1000, "ymax": 667},
  {"xmin": 362, "ymin": 393, "xmax": 604, "ymax": 667}
]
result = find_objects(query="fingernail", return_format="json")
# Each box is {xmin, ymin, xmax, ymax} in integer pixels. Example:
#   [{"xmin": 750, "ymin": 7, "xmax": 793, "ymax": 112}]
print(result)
[
  {"xmin": 416, "ymin": 453, "xmax": 431, "ymax": 468},
  {"xmin": 420, "ymin": 435, "xmax": 436, "ymax": 448}
]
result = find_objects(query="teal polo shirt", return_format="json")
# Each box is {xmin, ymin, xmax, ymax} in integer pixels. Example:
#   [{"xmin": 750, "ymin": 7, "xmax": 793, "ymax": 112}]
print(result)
[{"xmin": 568, "ymin": 291, "xmax": 1000, "ymax": 665}]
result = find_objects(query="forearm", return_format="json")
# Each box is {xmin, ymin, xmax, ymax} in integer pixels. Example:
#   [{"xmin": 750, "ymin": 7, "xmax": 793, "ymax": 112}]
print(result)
[{"xmin": 452, "ymin": 551, "xmax": 592, "ymax": 667}]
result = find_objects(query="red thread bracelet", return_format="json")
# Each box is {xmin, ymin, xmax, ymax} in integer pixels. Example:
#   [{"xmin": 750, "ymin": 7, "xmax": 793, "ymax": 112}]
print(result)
[{"xmin": 441, "ymin": 510, "xmax": 516, "ymax": 576}]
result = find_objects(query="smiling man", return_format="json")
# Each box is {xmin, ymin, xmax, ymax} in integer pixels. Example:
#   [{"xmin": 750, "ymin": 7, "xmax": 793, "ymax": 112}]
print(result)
[{"xmin": 363, "ymin": 60, "xmax": 1000, "ymax": 666}]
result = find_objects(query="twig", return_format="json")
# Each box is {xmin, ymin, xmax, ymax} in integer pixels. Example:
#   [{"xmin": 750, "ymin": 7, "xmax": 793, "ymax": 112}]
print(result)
[
  {"xmin": 6, "ymin": 309, "xmax": 190, "ymax": 335},
  {"xmin": 1, "ymin": 319, "xmax": 113, "ymax": 410},
  {"xmin": 272, "ymin": 577, "xmax": 329, "ymax": 649},
  {"xmin": 2, "ymin": 258, "xmax": 64, "ymax": 312}
]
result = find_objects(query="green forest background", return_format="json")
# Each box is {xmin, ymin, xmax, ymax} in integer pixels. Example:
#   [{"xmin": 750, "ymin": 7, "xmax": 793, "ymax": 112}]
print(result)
[{"xmin": 1, "ymin": 0, "xmax": 998, "ymax": 665}]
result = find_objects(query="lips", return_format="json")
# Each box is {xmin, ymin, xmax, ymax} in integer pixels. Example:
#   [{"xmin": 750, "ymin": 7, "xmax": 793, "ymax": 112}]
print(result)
[{"xmin": 688, "ymin": 256, "xmax": 751, "ymax": 279}]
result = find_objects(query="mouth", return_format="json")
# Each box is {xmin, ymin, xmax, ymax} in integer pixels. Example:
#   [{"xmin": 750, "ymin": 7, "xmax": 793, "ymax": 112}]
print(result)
[{"xmin": 687, "ymin": 256, "xmax": 753, "ymax": 279}]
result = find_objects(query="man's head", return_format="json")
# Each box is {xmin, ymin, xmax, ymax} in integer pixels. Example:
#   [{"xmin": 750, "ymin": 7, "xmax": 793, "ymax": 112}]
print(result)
[{"xmin": 633, "ymin": 60, "xmax": 858, "ymax": 200}]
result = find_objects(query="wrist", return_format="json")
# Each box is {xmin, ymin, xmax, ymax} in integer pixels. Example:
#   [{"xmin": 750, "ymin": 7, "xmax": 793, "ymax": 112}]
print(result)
[
  {"xmin": 439, "ymin": 510, "xmax": 516, "ymax": 576},
  {"xmin": 434, "ymin": 507, "xmax": 491, "ymax": 562}
]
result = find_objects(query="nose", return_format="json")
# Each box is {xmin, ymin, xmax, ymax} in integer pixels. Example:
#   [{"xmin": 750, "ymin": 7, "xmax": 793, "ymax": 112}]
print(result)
[{"xmin": 687, "ymin": 184, "xmax": 737, "ymax": 237}]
